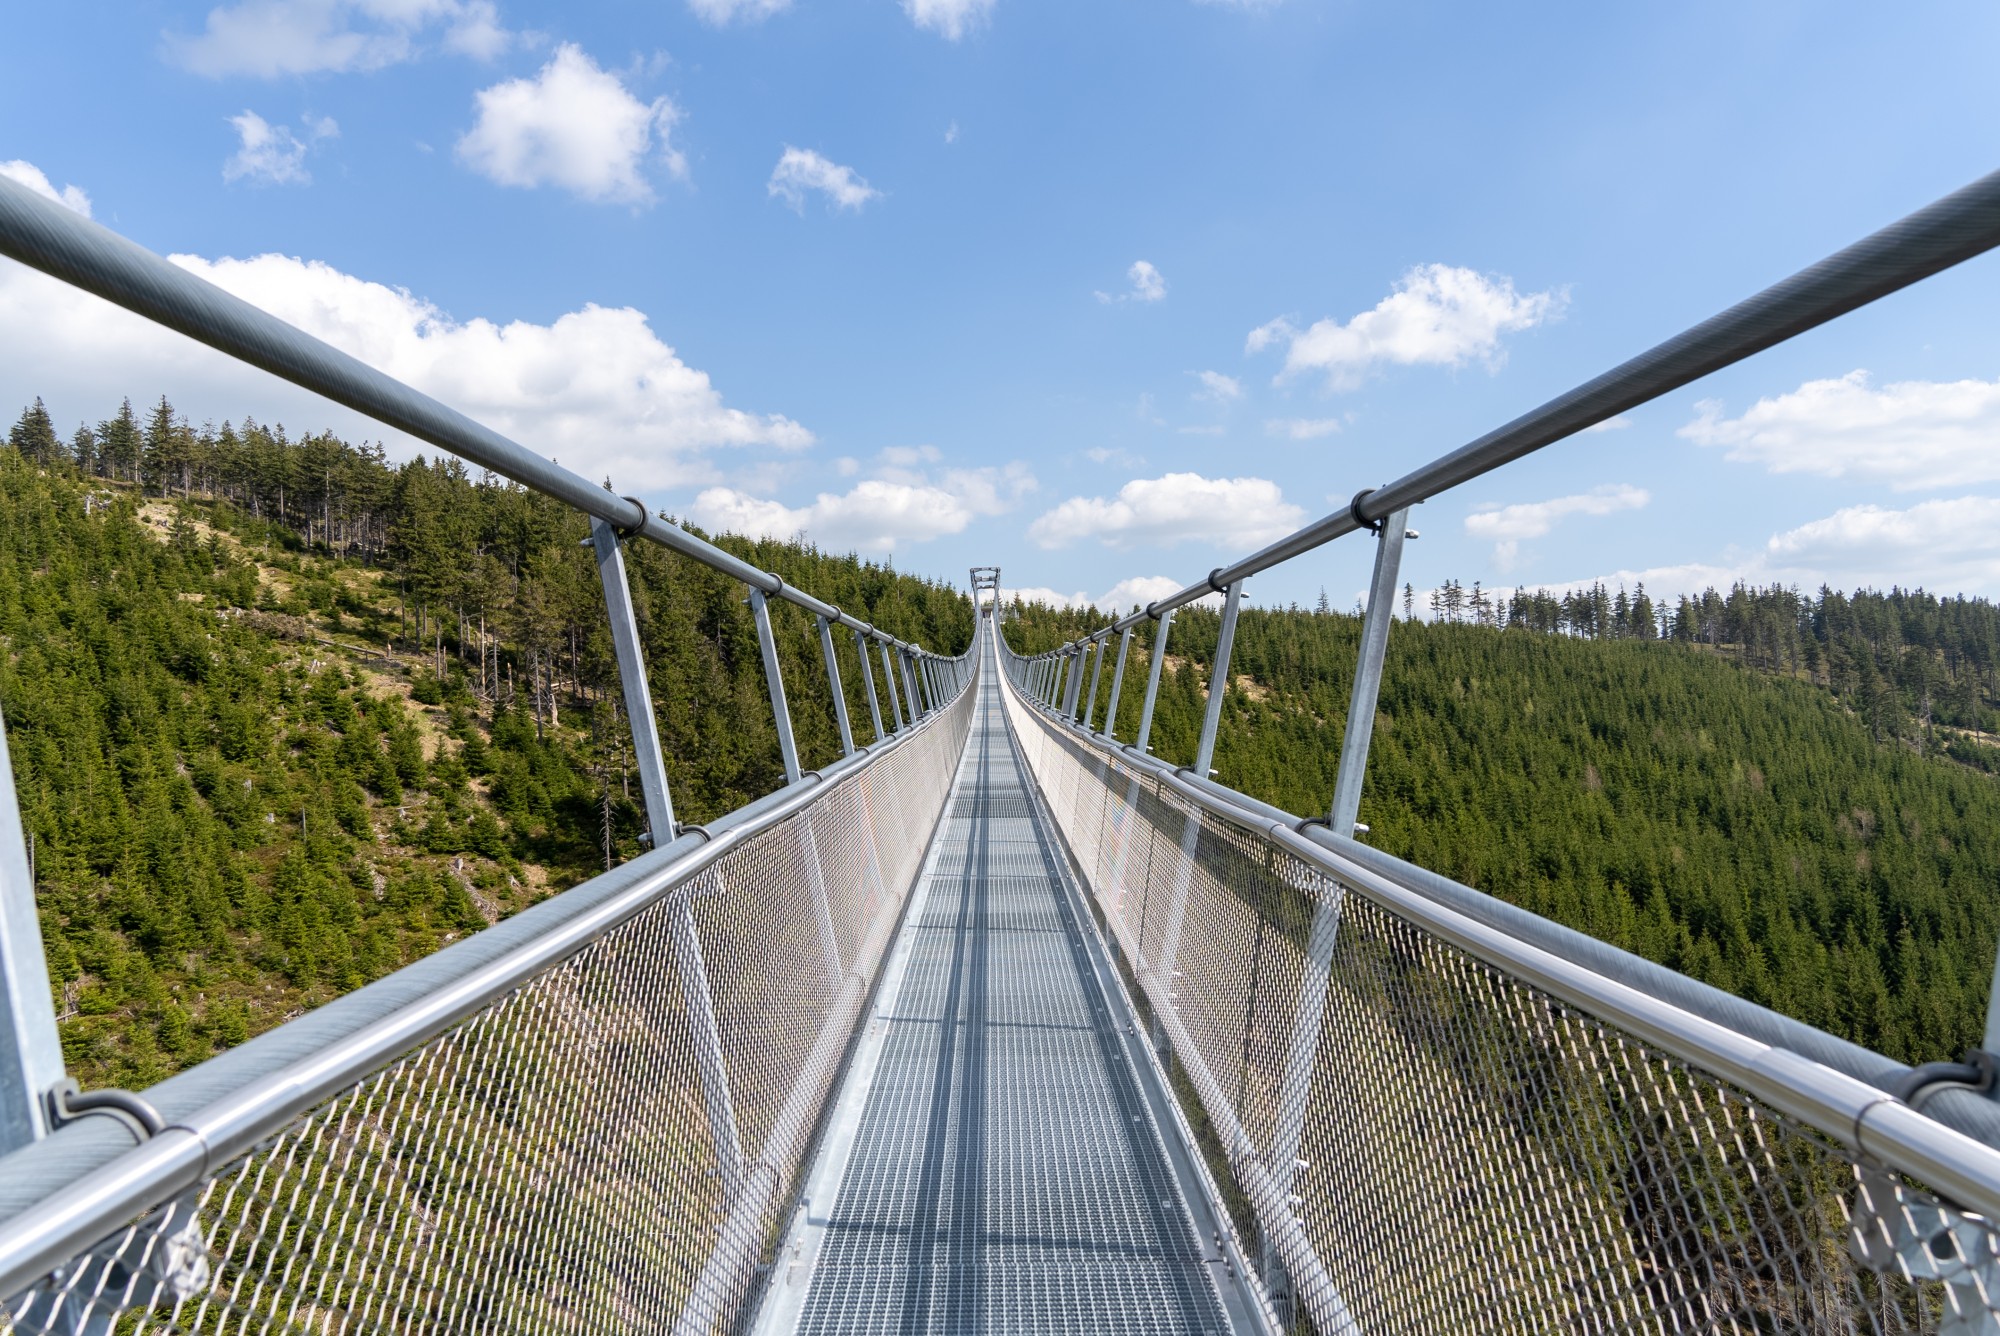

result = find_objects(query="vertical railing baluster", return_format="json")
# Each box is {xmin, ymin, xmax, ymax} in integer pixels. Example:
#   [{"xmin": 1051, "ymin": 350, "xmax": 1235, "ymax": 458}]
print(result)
[
  {"xmin": 1101, "ymin": 628, "xmax": 1133, "ymax": 740},
  {"xmin": 1193, "ymin": 580, "xmax": 1244, "ymax": 782},
  {"xmin": 1081, "ymin": 637, "xmax": 1107, "ymax": 731},
  {"xmin": 853, "ymin": 626, "xmax": 886, "ymax": 743},
  {"xmin": 748, "ymin": 587, "xmax": 802, "ymax": 784},
  {"xmin": 1134, "ymin": 609, "xmax": 1174, "ymax": 757},
  {"xmin": 817, "ymin": 615, "xmax": 855, "ymax": 757},
  {"xmin": 0, "ymin": 701, "xmax": 60, "ymax": 1156},
  {"xmin": 1268, "ymin": 504, "xmax": 1412, "ymax": 1210},
  {"xmin": 588, "ymin": 518, "xmax": 746, "ymax": 1192},
  {"xmin": 879, "ymin": 639, "xmax": 905, "ymax": 730},
  {"xmin": 900, "ymin": 651, "xmax": 923, "ymax": 722}
]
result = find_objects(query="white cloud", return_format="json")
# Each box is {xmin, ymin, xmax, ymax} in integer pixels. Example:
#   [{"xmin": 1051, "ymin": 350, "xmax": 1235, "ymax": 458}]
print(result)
[
  {"xmin": 0, "ymin": 161, "xmax": 91, "ymax": 218},
  {"xmin": 1028, "ymin": 472, "xmax": 1304, "ymax": 551},
  {"xmin": 1764, "ymin": 497, "xmax": 2000, "ymax": 592},
  {"xmin": 1006, "ymin": 576, "xmax": 1202, "ymax": 614},
  {"xmin": 1192, "ymin": 369, "xmax": 1242, "ymax": 402},
  {"xmin": 457, "ymin": 44, "xmax": 683, "ymax": 204},
  {"xmin": 767, "ymin": 147, "xmax": 880, "ymax": 213},
  {"xmin": 1680, "ymin": 370, "xmax": 2000, "ymax": 491},
  {"xmin": 1096, "ymin": 259, "xmax": 1166, "ymax": 305},
  {"xmin": 688, "ymin": 460, "xmax": 1033, "ymax": 553},
  {"xmin": 1085, "ymin": 446, "xmax": 1143, "ymax": 466},
  {"xmin": 1495, "ymin": 496, "xmax": 2000, "ymax": 606},
  {"xmin": 224, "ymin": 110, "xmax": 337, "ymax": 186},
  {"xmin": 1266, "ymin": 417, "xmax": 1340, "ymax": 440},
  {"xmin": 1585, "ymin": 414, "xmax": 1632, "ymax": 433},
  {"xmin": 1248, "ymin": 263, "xmax": 1564, "ymax": 390},
  {"xmin": 903, "ymin": 0, "xmax": 994, "ymax": 40},
  {"xmin": 945, "ymin": 121, "xmax": 960, "ymax": 144},
  {"xmin": 1465, "ymin": 483, "xmax": 1648, "ymax": 570},
  {"xmin": 878, "ymin": 444, "xmax": 942, "ymax": 468},
  {"xmin": 687, "ymin": 0, "xmax": 789, "ymax": 23},
  {"xmin": 166, "ymin": 0, "xmax": 512, "ymax": 77},
  {"xmin": 0, "ymin": 247, "xmax": 809, "ymax": 493},
  {"xmin": 1195, "ymin": 0, "xmax": 1283, "ymax": 8}
]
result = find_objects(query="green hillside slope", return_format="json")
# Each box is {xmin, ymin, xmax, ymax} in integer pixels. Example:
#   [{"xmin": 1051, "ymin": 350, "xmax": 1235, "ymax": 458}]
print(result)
[
  {"xmin": 1, "ymin": 399, "xmax": 970, "ymax": 1089},
  {"xmin": 1006, "ymin": 593, "xmax": 2000, "ymax": 1066}
]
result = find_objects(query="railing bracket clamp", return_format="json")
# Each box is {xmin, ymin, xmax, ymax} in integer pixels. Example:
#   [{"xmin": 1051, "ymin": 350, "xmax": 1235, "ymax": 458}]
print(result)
[
  {"xmin": 46, "ymin": 1078, "xmax": 166, "ymax": 1142},
  {"xmin": 1349, "ymin": 487, "xmax": 1384, "ymax": 534},
  {"xmin": 1889, "ymin": 1050, "xmax": 1999, "ymax": 1110}
]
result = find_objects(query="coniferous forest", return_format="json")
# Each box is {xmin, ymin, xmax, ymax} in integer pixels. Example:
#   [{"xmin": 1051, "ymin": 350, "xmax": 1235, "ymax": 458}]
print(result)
[
  {"xmin": 13, "ymin": 386, "xmax": 2000, "ymax": 1084},
  {"xmin": 1005, "ymin": 572, "xmax": 2000, "ymax": 1068},
  {"xmin": 2, "ymin": 396, "xmax": 971, "ymax": 1089}
]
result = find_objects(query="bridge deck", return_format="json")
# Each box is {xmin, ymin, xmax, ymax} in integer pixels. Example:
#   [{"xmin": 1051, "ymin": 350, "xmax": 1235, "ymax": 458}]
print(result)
[{"xmin": 752, "ymin": 639, "xmax": 1258, "ymax": 1336}]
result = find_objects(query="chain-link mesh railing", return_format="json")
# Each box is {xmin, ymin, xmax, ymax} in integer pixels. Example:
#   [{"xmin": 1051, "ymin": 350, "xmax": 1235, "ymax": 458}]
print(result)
[
  {"xmin": 1, "ymin": 678, "xmax": 975, "ymax": 1336},
  {"xmin": 998, "ymin": 666, "xmax": 2000, "ymax": 1336}
]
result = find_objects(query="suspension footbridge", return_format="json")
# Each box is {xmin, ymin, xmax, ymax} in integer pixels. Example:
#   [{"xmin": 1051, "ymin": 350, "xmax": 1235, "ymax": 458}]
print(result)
[{"xmin": 4, "ymin": 166, "xmax": 2000, "ymax": 1334}]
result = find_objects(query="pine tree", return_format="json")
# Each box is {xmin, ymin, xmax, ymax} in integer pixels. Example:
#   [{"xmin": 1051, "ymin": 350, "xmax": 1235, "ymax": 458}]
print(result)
[{"xmin": 8, "ymin": 398, "xmax": 60, "ymax": 465}]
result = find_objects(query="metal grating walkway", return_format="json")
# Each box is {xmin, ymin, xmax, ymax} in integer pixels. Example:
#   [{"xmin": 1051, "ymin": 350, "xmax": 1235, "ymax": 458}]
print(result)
[{"xmin": 753, "ymin": 637, "xmax": 1260, "ymax": 1336}]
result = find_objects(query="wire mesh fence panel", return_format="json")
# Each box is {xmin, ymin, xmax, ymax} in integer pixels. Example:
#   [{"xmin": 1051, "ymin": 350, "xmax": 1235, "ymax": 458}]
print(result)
[
  {"xmin": 2, "ymin": 684, "xmax": 975, "ymax": 1336},
  {"xmin": 999, "ymin": 668, "xmax": 2000, "ymax": 1336}
]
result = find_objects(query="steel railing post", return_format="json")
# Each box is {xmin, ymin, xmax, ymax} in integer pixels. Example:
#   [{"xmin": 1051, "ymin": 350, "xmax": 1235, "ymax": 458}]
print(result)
[
  {"xmin": 1193, "ymin": 581, "xmax": 1245, "ymax": 781},
  {"xmin": 853, "ymin": 626, "xmax": 886, "ymax": 743},
  {"xmin": 1134, "ymin": 610, "xmax": 1174, "ymax": 757},
  {"xmin": 0, "ymin": 704, "xmax": 61, "ymax": 1157},
  {"xmin": 1102, "ymin": 628, "xmax": 1133, "ymax": 740},
  {"xmin": 878, "ymin": 639, "xmax": 905, "ymax": 731},
  {"xmin": 1268, "ymin": 506, "xmax": 1412, "ymax": 1207},
  {"xmin": 1081, "ymin": 637, "xmax": 1107, "ymax": 731},
  {"xmin": 900, "ymin": 651, "xmax": 923, "ymax": 721},
  {"xmin": 816, "ymin": 616, "xmax": 855, "ymax": 757},
  {"xmin": 748, "ymin": 587, "xmax": 803, "ymax": 784},
  {"xmin": 587, "ymin": 519, "xmax": 746, "ymax": 1192},
  {"xmin": 1061, "ymin": 648, "xmax": 1083, "ymax": 718}
]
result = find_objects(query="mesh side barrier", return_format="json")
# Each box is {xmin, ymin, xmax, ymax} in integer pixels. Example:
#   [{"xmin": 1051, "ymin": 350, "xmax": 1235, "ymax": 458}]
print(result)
[
  {"xmin": 1000, "ymin": 677, "xmax": 2000, "ymax": 1336},
  {"xmin": 2, "ymin": 684, "xmax": 975, "ymax": 1336}
]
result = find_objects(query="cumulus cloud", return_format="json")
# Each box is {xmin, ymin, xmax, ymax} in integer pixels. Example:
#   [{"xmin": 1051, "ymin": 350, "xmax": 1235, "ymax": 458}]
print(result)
[
  {"xmin": 457, "ymin": 44, "xmax": 683, "ymax": 204},
  {"xmin": 224, "ymin": 110, "xmax": 338, "ymax": 186},
  {"xmin": 1028, "ymin": 472, "xmax": 1304, "ymax": 551},
  {"xmin": 1006, "ymin": 575, "xmax": 1202, "ymax": 614},
  {"xmin": 0, "ymin": 245, "xmax": 809, "ymax": 493},
  {"xmin": 1248, "ymin": 263, "xmax": 1564, "ymax": 390},
  {"xmin": 1096, "ymin": 259, "xmax": 1166, "ymax": 305},
  {"xmin": 767, "ymin": 147, "xmax": 880, "ymax": 213},
  {"xmin": 0, "ymin": 161, "xmax": 91, "ymax": 217},
  {"xmin": 1585, "ymin": 414, "xmax": 1632, "ymax": 433},
  {"xmin": 903, "ymin": 0, "xmax": 994, "ymax": 39},
  {"xmin": 1493, "ymin": 495, "xmax": 2000, "ymax": 606},
  {"xmin": 1465, "ymin": 484, "xmax": 1648, "ymax": 570},
  {"xmin": 1192, "ymin": 370, "xmax": 1241, "ymax": 402},
  {"xmin": 1680, "ymin": 370, "xmax": 2000, "ymax": 490},
  {"xmin": 1265, "ymin": 417, "xmax": 1340, "ymax": 440},
  {"xmin": 688, "ymin": 459, "xmax": 1033, "ymax": 553},
  {"xmin": 687, "ymin": 0, "xmax": 789, "ymax": 23},
  {"xmin": 166, "ymin": 0, "xmax": 512, "ymax": 77}
]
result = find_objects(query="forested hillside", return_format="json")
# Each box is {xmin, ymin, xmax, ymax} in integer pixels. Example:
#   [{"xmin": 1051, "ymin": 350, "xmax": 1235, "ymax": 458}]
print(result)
[
  {"xmin": 1006, "ymin": 586, "xmax": 2000, "ymax": 1067},
  {"xmin": 3, "ymin": 396, "xmax": 971, "ymax": 1089}
]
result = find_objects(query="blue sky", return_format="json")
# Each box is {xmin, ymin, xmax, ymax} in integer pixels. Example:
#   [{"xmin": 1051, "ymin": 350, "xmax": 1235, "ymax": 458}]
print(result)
[{"xmin": 3, "ymin": 0, "xmax": 1999, "ymax": 615}]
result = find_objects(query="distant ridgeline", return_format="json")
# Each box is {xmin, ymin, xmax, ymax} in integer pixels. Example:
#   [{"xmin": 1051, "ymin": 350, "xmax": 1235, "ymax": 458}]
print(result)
[
  {"xmin": 1, "ymin": 396, "xmax": 972, "ymax": 1089},
  {"xmin": 1006, "ymin": 580, "xmax": 2000, "ymax": 1068}
]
